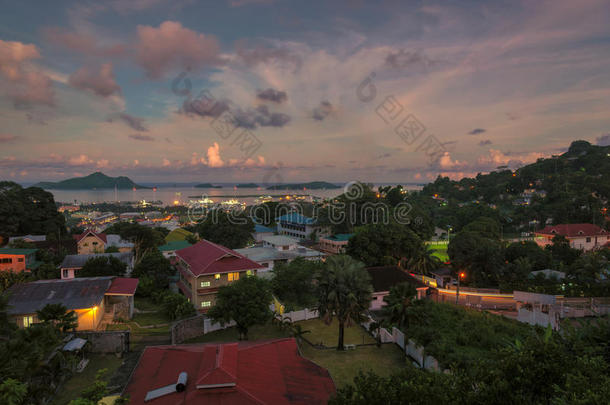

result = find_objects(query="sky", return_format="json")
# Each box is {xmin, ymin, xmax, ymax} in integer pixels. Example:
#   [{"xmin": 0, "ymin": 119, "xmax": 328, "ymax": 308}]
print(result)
[{"xmin": 0, "ymin": 0, "xmax": 609, "ymax": 184}]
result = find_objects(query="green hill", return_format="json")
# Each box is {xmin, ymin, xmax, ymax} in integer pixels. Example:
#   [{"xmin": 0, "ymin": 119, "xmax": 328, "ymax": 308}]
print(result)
[
  {"xmin": 267, "ymin": 181, "xmax": 341, "ymax": 190},
  {"xmin": 34, "ymin": 172, "xmax": 148, "ymax": 190},
  {"xmin": 194, "ymin": 183, "xmax": 222, "ymax": 188}
]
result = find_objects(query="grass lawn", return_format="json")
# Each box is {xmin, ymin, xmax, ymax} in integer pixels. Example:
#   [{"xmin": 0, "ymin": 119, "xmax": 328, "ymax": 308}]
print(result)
[
  {"xmin": 298, "ymin": 318, "xmax": 375, "ymax": 347},
  {"xmin": 300, "ymin": 344, "xmax": 406, "ymax": 388},
  {"xmin": 134, "ymin": 297, "xmax": 159, "ymax": 312},
  {"xmin": 53, "ymin": 354, "xmax": 123, "ymax": 405},
  {"xmin": 132, "ymin": 311, "xmax": 170, "ymax": 326}
]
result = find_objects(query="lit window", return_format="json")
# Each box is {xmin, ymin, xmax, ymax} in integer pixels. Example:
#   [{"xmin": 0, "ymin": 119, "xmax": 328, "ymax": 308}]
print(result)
[
  {"xmin": 246, "ymin": 270, "xmax": 253, "ymax": 276},
  {"xmin": 214, "ymin": 274, "xmax": 221, "ymax": 280},
  {"xmin": 200, "ymin": 281, "xmax": 210, "ymax": 288},
  {"xmin": 228, "ymin": 272, "xmax": 240, "ymax": 282},
  {"xmin": 23, "ymin": 316, "xmax": 34, "ymax": 327},
  {"xmin": 17, "ymin": 258, "xmax": 24, "ymax": 262},
  {"xmin": 201, "ymin": 301, "xmax": 211, "ymax": 308}
]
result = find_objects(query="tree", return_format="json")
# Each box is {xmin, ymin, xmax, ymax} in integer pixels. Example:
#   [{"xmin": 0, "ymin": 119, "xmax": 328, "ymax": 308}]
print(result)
[
  {"xmin": 156, "ymin": 292, "xmax": 195, "ymax": 320},
  {"xmin": 104, "ymin": 245, "xmax": 120, "ymax": 253},
  {"xmin": 78, "ymin": 256, "xmax": 126, "ymax": 277},
  {"xmin": 36, "ymin": 303, "xmax": 77, "ymax": 332},
  {"xmin": 195, "ymin": 210, "xmax": 254, "ymax": 249},
  {"xmin": 505, "ymin": 241, "xmax": 551, "ymax": 270},
  {"xmin": 383, "ymin": 282, "xmax": 418, "ymax": 328},
  {"xmin": 104, "ymin": 222, "xmax": 165, "ymax": 263},
  {"xmin": 132, "ymin": 251, "xmax": 174, "ymax": 295},
  {"xmin": 407, "ymin": 247, "xmax": 441, "ymax": 275},
  {"xmin": 208, "ymin": 275, "xmax": 272, "ymax": 340},
  {"xmin": 271, "ymin": 258, "xmax": 321, "ymax": 311},
  {"xmin": 34, "ymin": 262, "xmax": 60, "ymax": 280},
  {"xmin": 547, "ymin": 235, "xmax": 582, "ymax": 267},
  {"xmin": 346, "ymin": 223, "xmax": 424, "ymax": 267},
  {"xmin": 0, "ymin": 379, "xmax": 27, "ymax": 405},
  {"xmin": 315, "ymin": 255, "xmax": 372, "ymax": 350}
]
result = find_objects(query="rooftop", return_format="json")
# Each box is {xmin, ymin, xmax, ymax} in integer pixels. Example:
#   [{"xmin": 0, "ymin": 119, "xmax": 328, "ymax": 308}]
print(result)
[
  {"xmin": 5, "ymin": 277, "xmax": 114, "ymax": 314},
  {"xmin": 176, "ymin": 240, "xmax": 263, "ymax": 276},
  {"xmin": 123, "ymin": 338, "xmax": 335, "ymax": 405},
  {"xmin": 106, "ymin": 277, "xmax": 139, "ymax": 295},
  {"xmin": 235, "ymin": 246, "xmax": 324, "ymax": 263},
  {"xmin": 536, "ymin": 223, "xmax": 607, "ymax": 237},
  {"xmin": 0, "ymin": 248, "xmax": 38, "ymax": 255},
  {"xmin": 254, "ymin": 224, "xmax": 274, "ymax": 233},
  {"xmin": 276, "ymin": 213, "xmax": 315, "ymax": 225},
  {"xmin": 158, "ymin": 240, "xmax": 192, "ymax": 252},
  {"xmin": 60, "ymin": 252, "xmax": 133, "ymax": 269},
  {"xmin": 8, "ymin": 235, "xmax": 47, "ymax": 243},
  {"xmin": 73, "ymin": 230, "xmax": 107, "ymax": 244},
  {"xmin": 261, "ymin": 235, "xmax": 299, "ymax": 246},
  {"xmin": 321, "ymin": 233, "xmax": 354, "ymax": 242}
]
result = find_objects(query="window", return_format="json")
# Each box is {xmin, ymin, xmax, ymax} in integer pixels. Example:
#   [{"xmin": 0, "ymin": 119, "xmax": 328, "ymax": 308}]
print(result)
[
  {"xmin": 200, "ymin": 281, "xmax": 210, "ymax": 288},
  {"xmin": 1, "ymin": 258, "xmax": 12, "ymax": 264},
  {"xmin": 201, "ymin": 301, "xmax": 211, "ymax": 308},
  {"xmin": 586, "ymin": 237, "xmax": 591, "ymax": 243},
  {"xmin": 83, "ymin": 243, "xmax": 88, "ymax": 247},
  {"xmin": 18, "ymin": 258, "xmax": 24, "ymax": 262},
  {"xmin": 92, "ymin": 241, "xmax": 98, "ymax": 245},
  {"xmin": 262, "ymin": 263, "xmax": 269, "ymax": 268},
  {"xmin": 214, "ymin": 274, "xmax": 221, "ymax": 280},
  {"xmin": 228, "ymin": 272, "xmax": 240, "ymax": 282},
  {"xmin": 62, "ymin": 269, "xmax": 69, "ymax": 278},
  {"xmin": 23, "ymin": 316, "xmax": 34, "ymax": 327}
]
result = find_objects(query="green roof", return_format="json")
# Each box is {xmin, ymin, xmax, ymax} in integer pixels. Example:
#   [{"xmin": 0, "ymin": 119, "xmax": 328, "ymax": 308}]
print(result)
[
  {"xmin": 159, "ymin": 240, "xmax": 192, "ymax": 252},
  {"xmin": 327, "ymin": 233, "xmax": 354, "ymax": 242},
  {"xmin": 165, "ymin": 228, "xmax": 194, "ymax": 243},
  {"xmin": 0, "ymin": 248, "xmax": 38, "ymax": 255}
]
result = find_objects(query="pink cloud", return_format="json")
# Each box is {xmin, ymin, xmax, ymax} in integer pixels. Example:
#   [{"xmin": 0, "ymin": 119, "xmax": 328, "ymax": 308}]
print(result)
[
  {"xmin": 69, "ymin": 63, "xmax": 121, "ymax": 97},
  {"xmin": 42, "ymin": 27, "xmax": 127, "ymax": 58},
  {"xmin": 0, "ymin": 134, "xmax": 18, "ymax": 143},
  {"xmin": 0, "ymin": 39, "xmax": 55, "ymax": 107},
  {"xmin": 207, "ymin": 142, "xmax": 224, "ymax": 168},
  {"xmin": 135, "ymin": 21, "xmax": 221, "ymax": 78}
]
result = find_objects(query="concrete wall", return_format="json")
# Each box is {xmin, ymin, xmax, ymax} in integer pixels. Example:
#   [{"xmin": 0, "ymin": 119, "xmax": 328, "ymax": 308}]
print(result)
[{"xmin": 76, "ymin": 330, "xmax": 130, "ymax": 353}]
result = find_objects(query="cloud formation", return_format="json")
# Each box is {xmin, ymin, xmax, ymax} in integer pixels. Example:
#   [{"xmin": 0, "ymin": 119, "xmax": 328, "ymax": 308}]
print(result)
[
  {"xmin": 479, "ymin": 139, "xmax": 492, "ymax": 146},
  {"xmin": 135, "ymin": 21, "xmax": 221, "ymax": 78},
  {"xmin": 256, "ymin": 88, "xmax": 287, "ymax": 103},
  {"xmin": 468, "ymin": 128, "xmax": 486, "ymax": 135},
  {"xmin": 385, "ymin": 49, "xmax": 438, "ymax": 71},
  {"xmin": 69, "ymin": 63, "xmax": 121, "ymax": 97},
  {"xmin": 596, "ymin": 134, "xmax": 610, "ymax": 146},
  {"xmin": 108, "ymin": 112, "xmax": 148, "ymax": 132},
  {"xmin": 43, "ymin": 27, "xmax": 126, "ymax": 57},
  {"xmin": 129, "ymin": 133, "xmax": 154, "ymax": 141},
  {"xmin": 233, "ymin": 105, "xmax": 291, "ymax": 129},
  {"xmin": 0, "ymin": 134, "xmax": 18, "ymax": 143},
  {"xmin": 312, "ymin": 101, "xmax": 335, "ymax": 121}
]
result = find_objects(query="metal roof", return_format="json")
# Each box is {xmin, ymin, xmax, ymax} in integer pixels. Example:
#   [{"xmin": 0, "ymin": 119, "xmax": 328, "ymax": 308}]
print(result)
[
  {"xmin": 0, "ymin": 248, "xmax": 38, "ymax": 255},
  {"xmin": 5, "ymin": 277, "xmax": 113, "ymax": 315},
  {"xmin": 276, "ymin": 213, "xmax": 315, "ymax": 225},
  {"xmin": 261, "ymin": 235, "xmax": 299, "ymax": 246},
  {"xmin": 60, "ymin": 252, "xmax": 133, "ymax": 269}
]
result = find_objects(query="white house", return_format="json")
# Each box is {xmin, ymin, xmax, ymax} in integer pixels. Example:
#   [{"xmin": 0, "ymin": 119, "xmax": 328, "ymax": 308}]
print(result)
[
  {"xmin": 276, "ymin": 213, "xmax": 328, "ymax": 240},
  {"xmin": 534, "ymin": 223, "xmax": 609, "ymax": 251}
]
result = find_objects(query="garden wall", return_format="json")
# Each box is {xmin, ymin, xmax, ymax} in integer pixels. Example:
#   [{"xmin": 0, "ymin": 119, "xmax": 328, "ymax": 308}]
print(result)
[{"xmin": 76, "ymin": 330, "xmax": 130, "ymax": 353}]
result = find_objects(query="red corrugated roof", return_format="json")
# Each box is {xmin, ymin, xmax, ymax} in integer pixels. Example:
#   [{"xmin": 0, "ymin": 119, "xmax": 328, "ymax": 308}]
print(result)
[
  {"xmin": 124, "ymin": 338, "xmax": 335, "ymax": 405},
  {"xmin": 73, "ymin": 230, "xmax": 107, "ymax": 244},
  {"xmin": 176, "ymin": 240, "xmax": 263, "ymax": 276},
  {"xmin": 536, "ymin": 223, "xmax": 607, "ymax": 237},
  {"xmin": 106, "ymin": 277, "xmax": 139, "ymax": 295}
]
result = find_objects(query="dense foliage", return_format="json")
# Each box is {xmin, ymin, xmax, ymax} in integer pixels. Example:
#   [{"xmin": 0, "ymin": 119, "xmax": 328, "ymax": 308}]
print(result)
[
  {"xmin": 207, "ymin": 275, "xmax": 273, "ymax": 340},
  {"xmin": 78, "ymin": 256, "xmax": 127, "ymax": 277},
  {"xmin": 347, "ymin": 223, "xmax": 424, "ymax": 267},
  {"xmin": 131, "ymin": 250, "xmax": 174, "ymax": 296},
  {"xmin": 194, "ymin": 210, "xmax": 254, "ymax": 249},
  {"xmin": 0, "ymin": 181, "xmax": 66, "ymax": 242},
  {"xmin": 271, "ymin": 257, "xmax": 321, "ymax": 311}
]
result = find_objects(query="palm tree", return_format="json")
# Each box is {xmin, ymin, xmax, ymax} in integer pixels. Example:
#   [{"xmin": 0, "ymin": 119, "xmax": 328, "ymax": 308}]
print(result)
[
  {"xmin": 315, "ymin": 255, "xmax": 372, "ymax": 350},
  {"xmin": 406, "ymin": 247, "xmax": 442, "ymax": 275},
  {"xmin": 383, "ymin": 282, "xmax": 417, "ymax": 328}
]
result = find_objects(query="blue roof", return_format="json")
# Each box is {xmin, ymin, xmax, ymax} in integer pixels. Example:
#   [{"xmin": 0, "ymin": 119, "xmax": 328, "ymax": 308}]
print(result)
[
  {"xmin": 254, "ymin": 224, "xmax": 273, "ymax": 233},
  {"xmin": 276, "ymin": 213, "xmax": 315, "ymax": 225},
  {"xmin": 327, "ymin": 233, "xmax": 354, "ymax": 242}
]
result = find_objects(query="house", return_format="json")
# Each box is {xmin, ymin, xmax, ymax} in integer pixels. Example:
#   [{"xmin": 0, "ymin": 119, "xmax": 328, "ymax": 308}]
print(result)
[
  {"xmin": 430, "ymin": 267, "xmax": 454, "ymax": 288},
  {"xmin": 252, "ymin": 224, "xmax": 274, "ymax": 242},
  {"xmin": 74, "ymin": 230, "xmax": 133, "ymax": 254},
  {"xmin": 59, "ymin": 252, "xmax": 134, "ymax": 279},
  {"xmin": 318, "ymin": 233, "xmax": 353, "ymax": 254},
  {"xmin": 158, "ymin": 240, "xmax": 192, "ymax": 259},
  {"xmin": 0, "ymin": 248, "xmax": 41, "ymax": 272},
  {"xmin": 122, "ymin": 338, "xmax": 335, "ymax": 405},
  {"xmin": 366, "ymin": 266, "xmax": 429, "ymax": 311},
  {"xmin": 8, "ymin": 235, "xmax": 47, "ymax": 244},
  {"xmin": 534, "ymin": 223, "xmax": 609, "ymax": 251},
  {"xmin": 276, "ymin": 213, "xmax": 328, "ymax": 240},
  {"xmin": 235, "ymin": 235, "xmax": 324, "ymax": 275},
  {"xmin": 175, "ymin": 240, "xmax": 263, "ymax": 312},
  {"xmin": 5, "ymin": 276, "xmax": 138, "ymax": 330}
]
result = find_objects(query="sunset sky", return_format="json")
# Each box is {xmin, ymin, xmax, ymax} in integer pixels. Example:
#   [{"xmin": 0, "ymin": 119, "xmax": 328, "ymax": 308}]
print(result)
[{"xmin": 1, "ymin": 0, "xmax": 609, "ymax": 183}]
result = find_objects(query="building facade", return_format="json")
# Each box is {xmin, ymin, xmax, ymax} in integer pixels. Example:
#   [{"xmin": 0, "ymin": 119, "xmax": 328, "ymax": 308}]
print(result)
[
  {"xmin": 534, "ymin": 223, "xmax": 609, "ymax": 251},
  {"xmin": 0, "ymin": 248, "xmax": 39, "ymax": 272},
  {"xmin": 175, "ymin": 240, "xmax": 263, "ymax": 312}
]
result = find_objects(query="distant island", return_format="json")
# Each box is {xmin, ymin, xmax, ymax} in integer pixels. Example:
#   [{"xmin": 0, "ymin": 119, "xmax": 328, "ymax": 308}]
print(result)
[
  {"xmin": 194, "ymin": 183, "xmax": 223, "ymax": 188},
  {"xmin": 267, "ymin": 181, "xmax": 341, "ymax": 190},
  {"xmin": 33, "ymin": 172, "xmax": 148, "ymax": 190},
  {"xmin": 236, "ymin": 183, "xmax": 259, "ymax": 188}
]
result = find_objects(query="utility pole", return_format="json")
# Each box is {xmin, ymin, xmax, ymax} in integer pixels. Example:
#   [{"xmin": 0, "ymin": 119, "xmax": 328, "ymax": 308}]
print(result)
[{"xmin": 456, "ymin": 272, "xmax": 465, "ymax": 305}]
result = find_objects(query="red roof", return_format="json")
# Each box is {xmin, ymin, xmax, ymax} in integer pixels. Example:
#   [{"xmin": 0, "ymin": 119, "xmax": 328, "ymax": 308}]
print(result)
[
  {"xmin": 536, "ymin": 224, "xmax": 607, "ymax": 237},
  {"xmin": 106, "ymin": 277, "xmax": 139, "ymax": 295},
  {"xmin": 176, "ymin": 240, "xmax": 263, "ymax": 276},
  {"xmin": 123, "ymin": 338, "xmax": 335, "ymax": 405},
  {"xmin": 73, "ymin": 230, "xmax": 107, "ymax": 244}
]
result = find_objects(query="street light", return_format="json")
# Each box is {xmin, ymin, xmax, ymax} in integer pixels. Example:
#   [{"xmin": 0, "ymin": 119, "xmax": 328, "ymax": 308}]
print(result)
[{"xmin": 456, "ymin": 272, "xmax": 465, "ymax": 305}]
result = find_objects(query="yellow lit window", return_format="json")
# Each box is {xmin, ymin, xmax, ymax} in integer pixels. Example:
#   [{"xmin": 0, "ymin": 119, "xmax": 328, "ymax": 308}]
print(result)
[
  {"xmin": 214, "ymin": 274, "xmax": 221, "ymax": 279},
  {"xmin": 23, "ymin": 316, "xmax": 34, "ymax": 327},
  {"xmin": 228, "ymin": 272, "xmax": 240, "ymax": 282},
  {"xmin": 246, "ymin": 270, "xmax": 253, "ymax": 276},
  {"xmin": 201, "ymin": 301, "xmax": 211, "ymax": 308},
  {"xmin": 200, "ymin": 281, "xmax": 210, "ymax": 288}
]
